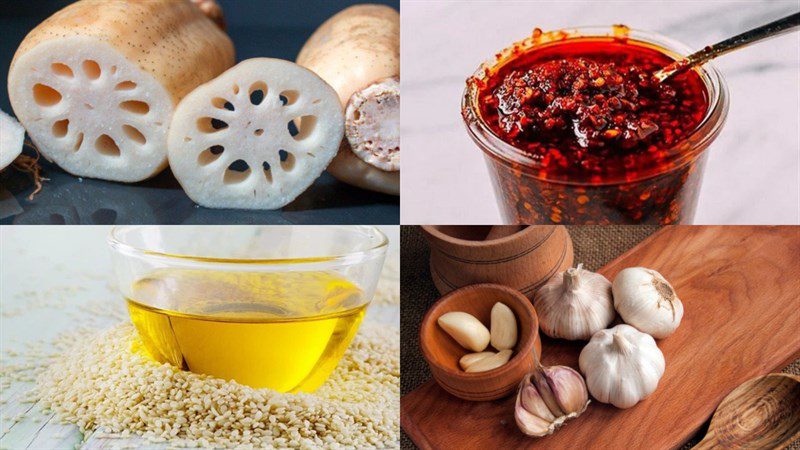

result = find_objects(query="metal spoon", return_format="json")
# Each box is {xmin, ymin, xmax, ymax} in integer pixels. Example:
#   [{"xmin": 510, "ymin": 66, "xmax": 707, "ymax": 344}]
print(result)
[{"xmin": 653, "ymin": 12, "xmax": 800, "ymax": 83}]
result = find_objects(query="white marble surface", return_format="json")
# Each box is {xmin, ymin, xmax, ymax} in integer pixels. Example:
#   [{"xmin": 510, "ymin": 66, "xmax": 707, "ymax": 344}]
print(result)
[{"xmin": 401, "ymin": 0, "xmax": 800, "ymax": 224}]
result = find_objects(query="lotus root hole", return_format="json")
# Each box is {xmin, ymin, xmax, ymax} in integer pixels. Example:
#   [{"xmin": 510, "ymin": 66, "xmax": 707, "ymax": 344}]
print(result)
[
  {"xmin": 353, "ymin": 109, "xmax": 361, "ymax": 121},
  {"xmin": 212, "ymin": 97, "xmax": 235, "ymax": 111},
  {"xmin": 82, "ymin": 60, "xmax": 101, "ymax": 80},
  {"xmin": 289, "ymin": 116, "xmax": 317, "ymax": 141},
  {"xmin": 52, "ymin": 119, "xmax": 69, "ymax": 138},
  {"xmin": 119, "ymin": 100, "xmax": 150, "ymax": 115},
  {"xmin": 249, "ymin": 81, "xmax": 268, "ymax": 106},
  {"xmin": 263, "ymin": 161, "xmax": 273, "ymax": 183},
  {"xmin": 254, "ymin": 129, "xmax": 264, "ymax": 136},
  {"xmin": 115, "ymin": 81, "xmax": 137, "ymax": 91},
  {"xmin": 49, "ymin": 214, "xmax": 67, "ymax": 224},
  {"xmin": 224, "ymin": 159, "xmax": 251, "ymax": 184},
  {"xmin": 280, "ymin": 90, "xmax": 299, "ymax": 106},
  {"xmin": 122, "ymin": 125, "xmax": 146, "ymax": 145},
  {"xmin": 74, "ymin": 133, "xmax": 84, "ymax": 151},
  {"xmin": 95, "ymin": 134, "xmax": 121, "ymax": 157},
  {"xmin": 197, "ymin": 117, "xmax": 228, "ymax": 133},
  {"xmin": 33, "ymin": 84, "xmax": 62, "ymax": 106},
  {"xmin": 51, "ymin": 63, "xmax": 74, "ymax": 78},
  {"xmin": 198, "ymin": 145, "xmax": 224, "ymax": 166},
  {"xmin": 279, "ymin": 150, "xmax": 295, "ymax": 171},
  {"xmin": 287, "ymin": 120, "xmax": 299, "ymax": 137}
]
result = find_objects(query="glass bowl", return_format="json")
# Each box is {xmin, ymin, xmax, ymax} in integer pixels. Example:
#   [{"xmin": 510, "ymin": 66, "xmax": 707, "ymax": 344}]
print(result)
[{"xmin": 108, "ymin": 225, "xmax": 388, "ymax": 392}]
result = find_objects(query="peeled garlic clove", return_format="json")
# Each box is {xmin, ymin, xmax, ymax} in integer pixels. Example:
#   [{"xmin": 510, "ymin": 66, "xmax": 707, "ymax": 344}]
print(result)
[
  {"xmin": 465, "ymin": 349, "xmax": 512, "ymax": 373},
  {"xmin": 438, "ymin": 311, "xmax": 491, "ymax": 352},
  {"xmin": 459, "ymin": 351, "xmax": 495, "ymax": 371},
  {"xmin": 612, "ymin": 267, "xmax": 684, "ymax": 339},
  {"xmin": 515, "ymin": 361, "xmax": 590, "ymax": 437},
  {"xmin": 533, "ymin": 264, "xmax": 615, "ymax": 341},
  {"xmin": 490, "ymin": 302, "xmax": 517, "ymax": 350}
]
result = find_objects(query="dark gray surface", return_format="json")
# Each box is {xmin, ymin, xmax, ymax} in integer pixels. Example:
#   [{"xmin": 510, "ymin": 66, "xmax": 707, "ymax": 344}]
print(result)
[{"xmin": 0, "ymin": 0, "xmax": 399, "ymax": 224}]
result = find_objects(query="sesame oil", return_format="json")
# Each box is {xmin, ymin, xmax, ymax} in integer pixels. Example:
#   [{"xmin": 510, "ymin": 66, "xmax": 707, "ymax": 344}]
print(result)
[{"xmin": 126, "ymin": 269, "xmax": 366, "ymax": 392}]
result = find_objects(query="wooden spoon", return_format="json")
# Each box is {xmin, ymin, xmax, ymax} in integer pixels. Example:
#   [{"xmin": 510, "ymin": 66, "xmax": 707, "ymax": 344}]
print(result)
[{"xmin": 694, "ymin": 373, "xmax": 800, "ymax": 449}]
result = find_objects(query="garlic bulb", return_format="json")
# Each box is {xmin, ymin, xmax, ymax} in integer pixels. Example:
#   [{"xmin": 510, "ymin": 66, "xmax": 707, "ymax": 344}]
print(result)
[
  {"xmin": 515, "ymin": 358, "xmax": 589, "ymax": 436},
  {"xmin": 578, "ymin": 324, "xmax": 665, "ymax": 409},
  {"xmin": 612, "ymin": 267, "xmax": 683, "ymax": 339},
  {"xmin": 533, "ymin": 264, "xmax": 615, "ymax": 340},
  {"xmin": 437, "ymin": 311, "xmax": 490, "ymax": 352}
]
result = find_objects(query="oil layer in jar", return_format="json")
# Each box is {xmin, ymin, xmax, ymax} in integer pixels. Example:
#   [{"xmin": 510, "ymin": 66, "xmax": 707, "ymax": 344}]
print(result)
[{"xmin": 126, "ymin": 269, "xmax": 366, "ymax": 392}]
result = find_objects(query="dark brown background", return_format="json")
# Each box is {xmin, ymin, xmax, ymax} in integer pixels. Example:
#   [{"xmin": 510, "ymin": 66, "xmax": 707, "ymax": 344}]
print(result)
[{"xmin": 400, "ymin": 225, "xmax": 799, "ymax": 450}]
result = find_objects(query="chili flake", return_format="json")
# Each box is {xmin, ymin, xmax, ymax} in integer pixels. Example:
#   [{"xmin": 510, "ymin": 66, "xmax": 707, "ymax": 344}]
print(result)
[
  {"xmin": 479, "ymin": 39, "xmax": 708, "ymax": 178},
  {"xmin": 468, "ymin": 35, "xmax": 719, "ymax": 224}
]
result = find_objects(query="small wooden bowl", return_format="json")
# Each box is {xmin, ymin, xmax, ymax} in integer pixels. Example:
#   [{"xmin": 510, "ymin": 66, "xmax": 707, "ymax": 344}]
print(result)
[
  {"xmin": 419, "ymin": 283, "xmax": 542, "ymax": 401},
  {"xmin": 421, "ymin": 225, "xmax": 573, "ymax": 299}
]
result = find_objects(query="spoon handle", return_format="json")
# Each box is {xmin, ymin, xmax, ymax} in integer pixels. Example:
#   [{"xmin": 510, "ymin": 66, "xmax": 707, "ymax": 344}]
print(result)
[{"xmin": 654, "ymin": 12, "xmax": 800, "ymax": 82}]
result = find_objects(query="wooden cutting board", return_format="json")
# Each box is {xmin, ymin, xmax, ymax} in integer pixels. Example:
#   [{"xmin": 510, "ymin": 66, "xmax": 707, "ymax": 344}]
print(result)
[{"xmin": 401, "ymin": 226, "xmax": 800, "ymax": 450}]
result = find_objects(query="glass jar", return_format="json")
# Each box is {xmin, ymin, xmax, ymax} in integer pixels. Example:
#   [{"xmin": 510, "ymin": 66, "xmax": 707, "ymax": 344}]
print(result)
[{"xmin": 462, "ymin": 26, "xmax": 729, "ymax": 224}]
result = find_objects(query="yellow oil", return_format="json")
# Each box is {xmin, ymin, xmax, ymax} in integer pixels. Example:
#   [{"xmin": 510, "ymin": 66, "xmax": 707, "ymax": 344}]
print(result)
[{"xmin": 125, "ymin": 269, "xmax": 366, "ymax": 392}]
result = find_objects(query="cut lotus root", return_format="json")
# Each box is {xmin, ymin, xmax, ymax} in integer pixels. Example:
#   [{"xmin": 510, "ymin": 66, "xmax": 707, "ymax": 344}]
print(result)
[
  {"xmin": 7, "ymin": 0, "xmax": 234, "ymax": 183},
  {"xmin": 296, "ymin": 4, "xmax": 400, "ymax": 194},
  {"xmin": 9, "ymin": 44, "xmax": 173, "ymax": 182},
  {"xmin": 345, "ymin": 77, "xmax": 400, "ymax": 172},
  {"xmin": 0, "ymin": 111, "xmax": 25, "ymax": 170},
  {"xmin": 168, "ymin": 58, "xmax": 344, "ymax": 209}
]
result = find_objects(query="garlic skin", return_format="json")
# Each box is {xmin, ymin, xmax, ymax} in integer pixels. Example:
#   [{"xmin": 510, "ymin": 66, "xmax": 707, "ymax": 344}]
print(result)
[
  {"xmin": 490, "ymin": 302, "xmax": 518, "ymax": 350},
  {"xmin": 437, "ymin": 312, "xmax": 490, "ymax": 352},
  {"xmin": 612, "ymin": 267, "xmax": 683, "ymax": 339},
  {"xmin": 579, "ymin": 324, "xmax": 665, "ymax": 409},
  {"xmin": 515, "ymin": 362, "xmax": 589, "ymax": 437},
  {"xmin": 533, "ymin": 264, "xmax": 615, "ymax": 340}
]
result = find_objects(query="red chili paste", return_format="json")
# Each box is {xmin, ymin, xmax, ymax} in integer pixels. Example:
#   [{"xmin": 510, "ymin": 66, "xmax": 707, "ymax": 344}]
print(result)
[
  {"xmin": 467, "ymin": 33, "xmax": 718, "ymax": 224},
  {"xmin": 478, "ymin": 39, "xmax": 709, "ymax": 179}
]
